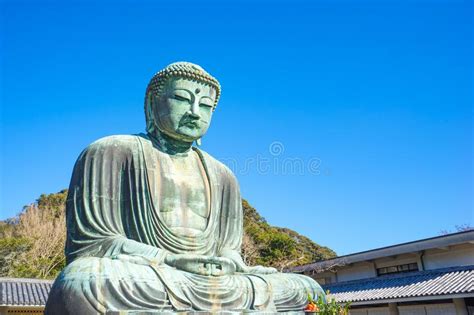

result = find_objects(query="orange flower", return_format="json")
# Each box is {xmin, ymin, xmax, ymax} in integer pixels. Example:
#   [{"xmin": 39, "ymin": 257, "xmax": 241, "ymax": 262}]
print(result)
[{"xmin": 304, "ymin": 302, "xmax": 319, "ymax": 313}]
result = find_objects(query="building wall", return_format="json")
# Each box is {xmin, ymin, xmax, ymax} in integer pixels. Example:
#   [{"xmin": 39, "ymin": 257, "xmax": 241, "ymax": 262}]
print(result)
[
  {"xmin": 337, "ymin": 263, "xmax": 376, "ymax": 282},
  {"xmin": 423, "ymin": 243, "xmax": 474, "ymax": 270},
  {"xmin": 375, "ymin": 255, "xmax": 419, "ymax": 269},
  {"xmin": 349, "ymin": 303, "xmax": 456, "ymax": 315},
  {"xmin": 312, "ymin": 271, "xmax": 336, "ymax": 285},
  {"xmin": 398, "ymin": 303, "xmax": 456, "ymax": 315},
  {"xmin": 349, "ymin": 307, "xmax": 389, "ymax": 315}
]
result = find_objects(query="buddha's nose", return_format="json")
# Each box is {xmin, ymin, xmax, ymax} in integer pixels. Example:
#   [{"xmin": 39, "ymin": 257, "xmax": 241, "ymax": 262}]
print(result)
[{"xmin": 189, "ymin": 102, "xmax": 201, "ymax": 119}]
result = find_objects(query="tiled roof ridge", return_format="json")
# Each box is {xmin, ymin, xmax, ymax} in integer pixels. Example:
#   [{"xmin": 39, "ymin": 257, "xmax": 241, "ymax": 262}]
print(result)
[
  {"xmin": 325, "ymin": 265, "xmax": 474, "ymax": 289},
  {"xmin": 0, "ymin": 277, "xmax": 53, "ymax": 306},
  {"xmin": 324, "ymin": 265, "xmax": 474, "ymax": 303},
  {"xmin": 0, "ymin": 277, "xmax": 54, "ymax": 284}
]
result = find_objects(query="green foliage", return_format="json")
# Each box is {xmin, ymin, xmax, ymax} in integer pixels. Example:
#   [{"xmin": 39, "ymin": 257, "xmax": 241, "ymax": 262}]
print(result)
[
  {"xmin": 37, "ymin": 189, "xmax": 68, "ymax": 218},
  {"xmin": 0, "ymin": 237, "xmax": 32, "ymax": 276},
  {"xmin": 306, "ymin": 291, "xmax": 351, "ymax": 314},
  {"xmin": 242, "ymin": 199, "xmax": 336, "ymax": 269}
]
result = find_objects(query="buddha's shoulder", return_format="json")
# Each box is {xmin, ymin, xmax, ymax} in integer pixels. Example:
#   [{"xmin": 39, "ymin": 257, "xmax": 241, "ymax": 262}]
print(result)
[
  {"xmin": 83, "ymin": 134, "xmax": 144, "ymax": 155},
  {"xmin": 195, "ymin": 149, "xmax": 237, "ymax": 180}
]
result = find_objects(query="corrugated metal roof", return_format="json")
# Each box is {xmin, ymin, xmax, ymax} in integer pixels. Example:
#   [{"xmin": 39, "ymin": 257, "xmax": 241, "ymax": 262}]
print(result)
[
  {"xmin": 324, "ymin": 266, "xmax": 474, "ymax": 303},
  {"xmin": 0, "ymin": 278, "xmax": 53, "ymax": 306}
]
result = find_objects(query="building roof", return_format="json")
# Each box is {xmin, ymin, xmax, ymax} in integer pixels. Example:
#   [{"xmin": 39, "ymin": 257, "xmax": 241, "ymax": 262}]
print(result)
[
  {"xmin": 324, "ymin": 265, "xmax": 474, "ymax": 305},
  {"xmin": 292, "ymin": 230, "xmax": 474, "ymax": 273},
  {"xmin": 0, "ymin": 277, "xmax": 53, "ymax": 306}
]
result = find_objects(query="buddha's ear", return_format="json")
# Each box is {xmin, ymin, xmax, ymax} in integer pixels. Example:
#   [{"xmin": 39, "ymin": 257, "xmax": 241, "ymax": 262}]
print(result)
[
  {"xmin": 145, "ymin": 92, "xmax": 156, "ymax": 134},
  {"xmin": 196, "ymin": 138, "xmax": 202, "ymax": 146}
]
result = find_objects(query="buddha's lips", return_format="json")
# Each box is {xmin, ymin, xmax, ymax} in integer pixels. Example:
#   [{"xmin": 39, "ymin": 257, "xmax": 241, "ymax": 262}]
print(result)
[{"xmin": 181, "ymin": 120, "xmax": 200, "ymax": 128}]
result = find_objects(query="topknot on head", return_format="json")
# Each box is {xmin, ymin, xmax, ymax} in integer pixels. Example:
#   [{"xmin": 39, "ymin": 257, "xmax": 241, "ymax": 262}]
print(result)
[{"xmin": 146, "ymin": 62, "xmax": 221, "ymax": 109}]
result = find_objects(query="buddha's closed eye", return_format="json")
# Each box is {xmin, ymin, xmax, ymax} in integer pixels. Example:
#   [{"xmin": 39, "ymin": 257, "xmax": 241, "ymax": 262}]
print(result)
[
  {"xmin": 199, "ymin": 100, "xmax": 213, "ymax": 108},
  {"xmin": 174, "ymin": 93, "xmax": 191, "ymax": 102}
]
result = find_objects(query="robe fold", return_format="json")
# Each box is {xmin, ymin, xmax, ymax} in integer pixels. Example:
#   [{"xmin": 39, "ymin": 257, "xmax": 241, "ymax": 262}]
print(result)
[{"xmin": 45, "ymin": 134, "xmax": 324, "ymax": 314}]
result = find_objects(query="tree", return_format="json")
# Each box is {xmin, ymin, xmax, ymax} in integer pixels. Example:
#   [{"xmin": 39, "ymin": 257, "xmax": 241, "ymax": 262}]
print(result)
[
  {"xmin": 439, "ymin": 224, "xmax": 473, "ymax": 235},
  {"xmin": 242, "ymin": 199, "xmax": 336, "ymax": 270},
  {"xmin": 0, "ymin": 190, "xmax": 67, "ymax": 279}
]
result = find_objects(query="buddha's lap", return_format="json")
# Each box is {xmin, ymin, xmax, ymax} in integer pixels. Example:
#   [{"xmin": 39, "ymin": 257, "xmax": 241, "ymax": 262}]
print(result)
[
  {"xmin": 55, "ymin": 256, "xmax": 322, "ymax": 298},
  {"xmin": 59, "ymin": 257, "xmax": 161, "ymax": 283}
]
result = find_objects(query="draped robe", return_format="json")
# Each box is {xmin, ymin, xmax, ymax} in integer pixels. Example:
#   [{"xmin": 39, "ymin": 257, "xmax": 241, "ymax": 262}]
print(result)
[{"xmin": 45, "ymin": 134, "xmax": 324, "ymax": 314}]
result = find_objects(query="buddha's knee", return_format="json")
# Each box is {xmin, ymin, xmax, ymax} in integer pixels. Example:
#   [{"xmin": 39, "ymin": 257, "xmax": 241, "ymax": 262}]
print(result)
[
  {"xmin": 45, "ymin": 259, "xmax": 105, "ymax": 315},
  {"xmin": 265, "ymin": 273, "xmax": 320, "ymax": 290},
  {"xmin": 286, "ymin": 273, "xmax": 325, "ymax": 299},
  {"xmin": 261, "ymin": 273, "xmax": 324, "ymax": 311},
  {"xmin": 46, "ymin": 257, "xmax": 170, "ymax": 314}
]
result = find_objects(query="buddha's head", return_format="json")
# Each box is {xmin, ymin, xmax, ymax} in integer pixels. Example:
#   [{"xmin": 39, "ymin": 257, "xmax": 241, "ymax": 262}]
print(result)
[{"xmin": 145, "ymin": 62, "xmax": 221, "ymax": 144}]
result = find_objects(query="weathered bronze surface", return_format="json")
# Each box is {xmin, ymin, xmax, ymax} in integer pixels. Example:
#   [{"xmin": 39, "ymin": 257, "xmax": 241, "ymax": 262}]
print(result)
[{"xmin": 45, "ymin": 62, "xmax": 324, "ymax": 314}]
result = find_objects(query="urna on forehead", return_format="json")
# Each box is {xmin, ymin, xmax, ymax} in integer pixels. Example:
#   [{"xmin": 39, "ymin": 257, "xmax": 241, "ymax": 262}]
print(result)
[
  {"xmin": 147, "ymin": 61, "xmax": 222, "ymax": 108},
  {"xmin": 167, "ymin": 77, "xmax": 215, "ymax": 95}
]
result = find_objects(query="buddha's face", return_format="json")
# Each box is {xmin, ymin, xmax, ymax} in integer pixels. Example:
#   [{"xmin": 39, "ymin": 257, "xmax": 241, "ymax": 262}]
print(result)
[{"xmin": 153, "ymin": 78, "xmax": 216, "ymax": 143}]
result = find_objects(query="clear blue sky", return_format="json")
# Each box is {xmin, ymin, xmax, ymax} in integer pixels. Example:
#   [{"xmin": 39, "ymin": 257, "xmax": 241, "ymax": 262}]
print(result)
[{"xmin": 1, "ymin": 0, "xmax": 472, "ymax": 255}]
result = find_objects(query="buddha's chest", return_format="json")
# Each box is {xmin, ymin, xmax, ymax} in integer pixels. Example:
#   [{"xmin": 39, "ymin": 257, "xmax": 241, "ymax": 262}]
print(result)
[{"xmin": 158, "ymin": 152, "xmax": 210, "ymax": 234}]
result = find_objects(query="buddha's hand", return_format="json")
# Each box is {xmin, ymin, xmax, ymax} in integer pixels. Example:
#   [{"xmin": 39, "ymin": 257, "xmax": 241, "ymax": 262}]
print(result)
[
  {"xmin": 240, "ymin": 265, "xmax": 278, "ymax": 274},
  {"xmin": 218, "ymin": 249, "xmax": 278, "ymax": 275},
  {"xmin": 164, "ymin": 254, "xmax": 236, "ymax": 277}
]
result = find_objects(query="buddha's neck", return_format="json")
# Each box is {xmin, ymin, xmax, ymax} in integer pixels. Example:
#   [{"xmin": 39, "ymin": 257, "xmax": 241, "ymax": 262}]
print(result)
[{"xmin": 149, "ymin": 131, "xmax": 193, "ymax": 156}]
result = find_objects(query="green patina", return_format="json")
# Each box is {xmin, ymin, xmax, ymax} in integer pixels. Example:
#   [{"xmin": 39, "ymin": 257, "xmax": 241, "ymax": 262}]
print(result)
[{"xmin": 45, "ymin": 62, "xmax": 325, "ymax": 314}]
